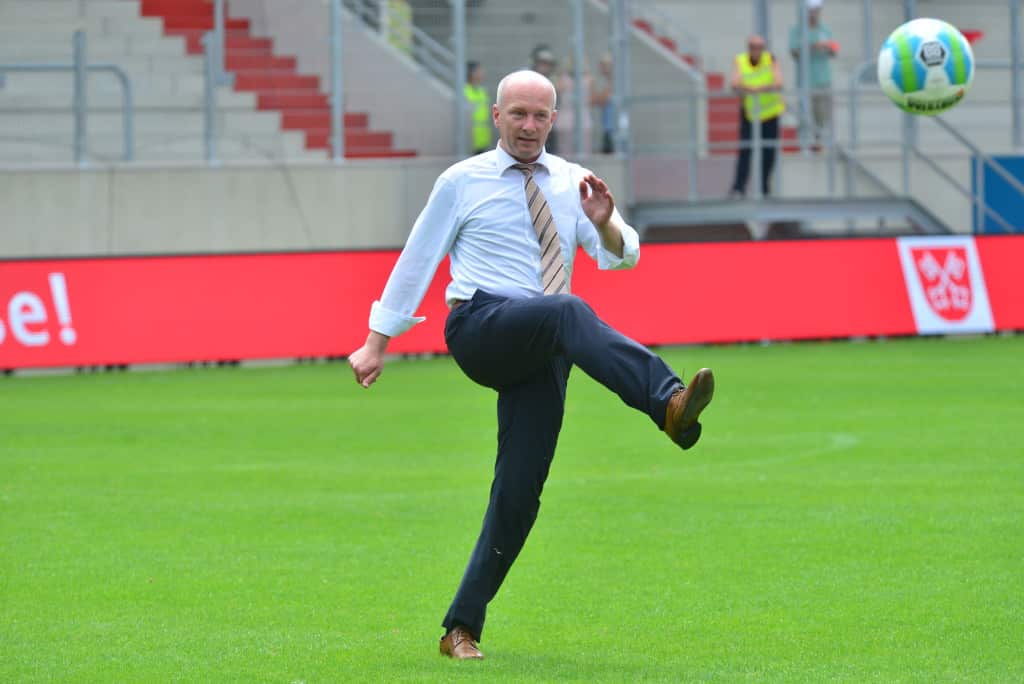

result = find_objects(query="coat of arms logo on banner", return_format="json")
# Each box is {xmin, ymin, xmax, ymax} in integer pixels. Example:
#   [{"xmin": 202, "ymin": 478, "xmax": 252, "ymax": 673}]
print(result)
[
  {"xmin": 897, "ymin": 237, "xmax": 993, "ymax": 335},
  {"xmin": 909, "ymin": 247, "xmax": 971, "ymax": 321}
]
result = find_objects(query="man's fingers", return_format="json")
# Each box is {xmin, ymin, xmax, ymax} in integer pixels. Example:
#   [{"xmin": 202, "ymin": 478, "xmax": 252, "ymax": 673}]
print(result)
[
  {"xmin": 361, "ymin": 368, "xmax": 381, "ymax": 388},
  {"xmin": 584, "ymin": 174, "xmax": 609, "ymax": 197}
]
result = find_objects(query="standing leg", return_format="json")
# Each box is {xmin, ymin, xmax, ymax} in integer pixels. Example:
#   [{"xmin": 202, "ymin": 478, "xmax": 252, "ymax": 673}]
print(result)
[
  {"xmin": 761, "ymin": 116, "xmax": 779, "ymax": 196},
  {"xmin": 731, "ymin": 111, "xmax": 753, "ymax": 195},
  {"xmin": 442, "ymin": 357, "xmax": 570, "ymax": 641},
  {"xmin": 812, "ymin": 91, "xmax": 832, "ymax": 148}
]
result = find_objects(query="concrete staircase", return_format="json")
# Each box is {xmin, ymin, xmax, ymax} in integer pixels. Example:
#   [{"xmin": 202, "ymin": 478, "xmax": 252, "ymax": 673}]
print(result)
[
  {"xmin": 0, "ymin": 0, "xmax": 413, "ymax": 164},
  {"xmin": 138, "ymin": 0, "xmax": 414, "ymax": 158},
  {"xmin": 0, "ymin": 0, "xmax": 324, "ymax": 163}
]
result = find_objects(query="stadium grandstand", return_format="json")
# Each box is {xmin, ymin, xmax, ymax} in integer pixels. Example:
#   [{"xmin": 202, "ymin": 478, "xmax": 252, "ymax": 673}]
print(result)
[{"xmin": 2, "ymin": 0, "xmax": 1022, "ymax": 257}]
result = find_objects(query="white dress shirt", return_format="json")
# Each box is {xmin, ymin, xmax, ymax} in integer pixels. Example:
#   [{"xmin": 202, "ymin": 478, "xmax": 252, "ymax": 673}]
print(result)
[{"xmin": 369, "ymin": 145, "xmax": 641, "ymax": 338}]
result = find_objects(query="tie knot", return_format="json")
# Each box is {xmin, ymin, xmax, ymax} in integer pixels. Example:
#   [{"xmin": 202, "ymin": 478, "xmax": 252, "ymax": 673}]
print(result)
[{"xmin": 512, "ymin": 162, "xmax": 538, "ymax": 178}]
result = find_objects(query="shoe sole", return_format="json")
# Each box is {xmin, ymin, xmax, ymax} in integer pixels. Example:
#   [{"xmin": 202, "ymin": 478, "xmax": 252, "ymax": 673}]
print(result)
[{"xmin": 678, "ymin": 368, "xmax": 714, "ymax": 450}]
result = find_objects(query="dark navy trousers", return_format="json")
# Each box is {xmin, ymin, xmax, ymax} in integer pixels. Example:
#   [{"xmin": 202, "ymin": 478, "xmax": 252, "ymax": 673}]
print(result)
[{"xmin": 440, "ymin": 290, "xmax": 682, "ymax": 640}]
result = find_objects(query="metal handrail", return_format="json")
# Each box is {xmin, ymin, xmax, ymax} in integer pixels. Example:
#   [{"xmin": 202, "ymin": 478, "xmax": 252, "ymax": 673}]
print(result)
[
  {"xmin": 589, "ymin": 0, "xmax": 703, "ymax": 71},
  {"xmin": 410, "ymin": 24, "xmax": 455, "ymax": 82},
  {"xmin": 928, "ymin": 116, "xmax": 1024, "ymax": 233},
  {"xmin": 621, "ymin": 83, "xmax": 984, "ymax": 223},
  {"xmin": 0, "ymin": 31, "xmax": 135, "ymax": 163},
  {"xmin": 627, "ymin": 1, "xmax": 702, "ymax": 70},
  {"xmin": 849, "ymin": 58, "xmax": 1024, "ymax": 233},
  {"xmin": 910, "ymin": 145, "xmax": 1018, "ymax": 234},
  {"xmin": 343, "ymin": 0, "xmax": 454, "ymax": 84}
]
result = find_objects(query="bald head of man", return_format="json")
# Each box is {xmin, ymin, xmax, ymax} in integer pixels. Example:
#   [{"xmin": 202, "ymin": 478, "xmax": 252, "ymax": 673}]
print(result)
[{"xmin": 493, "ymin": 70, "xmax": 558, "ymax": 162}]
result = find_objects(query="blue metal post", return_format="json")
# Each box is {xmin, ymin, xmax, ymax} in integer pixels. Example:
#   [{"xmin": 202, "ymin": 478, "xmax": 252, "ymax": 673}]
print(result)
[{"xmin": 1012, "ymin": 0, "xmax": 1022, "ymax": 148}]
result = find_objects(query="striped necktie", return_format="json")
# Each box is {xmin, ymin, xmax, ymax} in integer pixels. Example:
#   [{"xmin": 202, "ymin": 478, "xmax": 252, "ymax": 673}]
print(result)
[{"xmin": 513, "ymin": 163, "xmax": 568, "ymax": 295}]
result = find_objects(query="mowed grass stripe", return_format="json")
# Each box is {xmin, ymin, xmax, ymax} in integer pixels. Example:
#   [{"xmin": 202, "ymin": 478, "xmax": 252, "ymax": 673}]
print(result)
[{"xmin": 1, "ymin": 336, "xmax": 1022, "ymax": 682}]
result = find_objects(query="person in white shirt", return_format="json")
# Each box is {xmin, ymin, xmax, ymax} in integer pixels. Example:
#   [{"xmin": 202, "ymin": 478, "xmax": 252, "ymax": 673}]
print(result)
[{"xmin": 347, "ymin": 69, "xmax": 714, "ymax": 660}]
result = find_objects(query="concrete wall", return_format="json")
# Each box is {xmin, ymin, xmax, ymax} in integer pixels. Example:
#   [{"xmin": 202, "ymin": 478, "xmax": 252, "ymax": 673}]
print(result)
[
  {"xmin": 0, "ymin": 156, "xmax": 629, "ymax": 257},
  {"xmin": 228, "ymin": 0, "xmax": 455, "ymax": 156}
]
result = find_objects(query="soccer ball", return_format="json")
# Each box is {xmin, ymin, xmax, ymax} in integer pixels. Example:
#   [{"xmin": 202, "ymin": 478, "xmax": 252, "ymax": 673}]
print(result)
[{"xmin": 877, "ymin": 18, "xmax": 974, "ymax": 115}]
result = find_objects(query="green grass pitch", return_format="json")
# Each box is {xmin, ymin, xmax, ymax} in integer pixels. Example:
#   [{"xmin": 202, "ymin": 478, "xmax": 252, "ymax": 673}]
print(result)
[{"xmin": 1, "ymin": 336, "xmax": 1022, "ymax": 682}]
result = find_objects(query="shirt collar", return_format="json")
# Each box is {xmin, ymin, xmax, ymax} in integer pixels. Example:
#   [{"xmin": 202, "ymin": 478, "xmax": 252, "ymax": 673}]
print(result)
[{"xmin": 495, "ymin": 143, "xmax": 552, "ymax": 176}]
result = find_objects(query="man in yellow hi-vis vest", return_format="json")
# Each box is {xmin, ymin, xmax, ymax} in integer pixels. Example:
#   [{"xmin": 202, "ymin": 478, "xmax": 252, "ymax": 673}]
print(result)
[
  {"xmin": 728, "ymin": 35, "xmax": 785, "ymax": 197},
  {"xmin": 465, "ymin": 62, "xmax": 492, "ymax": 155}
]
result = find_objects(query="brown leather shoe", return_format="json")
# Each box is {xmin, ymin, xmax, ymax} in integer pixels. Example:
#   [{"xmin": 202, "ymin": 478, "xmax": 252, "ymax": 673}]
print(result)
[
  {"xmin": 664, "ymin": 368, "xmax": 715, "ymax": 450},
  {"xmin": 439, "ymin": 626, "xmax": 484, "ymax": 660}
]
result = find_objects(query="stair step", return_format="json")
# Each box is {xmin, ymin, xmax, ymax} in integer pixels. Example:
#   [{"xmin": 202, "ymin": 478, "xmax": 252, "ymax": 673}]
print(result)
[
  {"xmin": 706, "ymin": 73, "xmax": 726, "ymax": 90},
  {"xmin": 283, "ymin": 111, "xmax": 370, "ymax": 129},
  {"xmin": 139, "ymin": 2, "xmax": 415, "ymax": 160},
  {"xmin": 140, "ymin": 0, "xmax": 213, "ymax": 13},
  {"xmin": 657, "ymin": 35, "xmax": 677, "ymax": 52},
  {"xmin": 166, "ymin": 28, "xmax": 263, "ymax": 53},
  {"xmin": 234, "ymin": 73, "xmax": 321, "ymax": 91},
  {"xmin": 160, "ymin": 15, "xmax": 250, "ymax": 31},
  {"xmin": 271, "ymin": 108, "xmax": 369, "ymax": 129},
  {"xmin": 304, "ymin": 130, "xmax": 393, "ymax": 149},
  {"xmin": 225, "ymin": 54, "xmax": 296, "ymax": 70},
  {"xmin": 257, "ymin": 93, "xmax": 328, "ymax": 109},
  {"xmin": 227, "ymin": 36, "xmax": 273, "ymax": 51}
]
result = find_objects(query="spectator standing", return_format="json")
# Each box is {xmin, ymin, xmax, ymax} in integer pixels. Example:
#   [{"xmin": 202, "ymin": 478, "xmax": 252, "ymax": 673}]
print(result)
[
  {"xmin": 530, "ymin": 45, "xmax": 559, "ymax": 153},
  {"xmin": 728, "ymin": 35, "xmax": 784, "ymax": 198},
  {"xmin": 465, "ymin": 61, "xmax": 492, "ymax": 155},
  {"xmin": 789, "ymin": 0, "xmax": 836, "ymax": 150},
  {"xmin": 595, "ymin": 54, "xmax": 615, "ymax": 154},
  {"xmin": 554, "ymin": 57, "xmax": 595, "ymax": 157}
]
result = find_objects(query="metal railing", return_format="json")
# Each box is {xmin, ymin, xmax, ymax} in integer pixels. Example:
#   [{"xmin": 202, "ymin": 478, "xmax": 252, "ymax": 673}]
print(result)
[
  {"xmin": 589, "ymin": 0, "xmax": 703, "ymax": 70},
  {"xmin": 848, "ymin": 59, "xmax": 1024, "ymax": 233},
  {"xmin": 920, "ymin": 117, "xmax": 1024, "ymax": 234},
  {"xmin": 344, "ymin": 0, "xmax": 454, "ymax": 84},
  {"xmin": 627, "ymin": 88, "xmax": 844, "ymax": 201},
  {"xmin": 0, "ymin": 31, "xmax": 134, "ymax": 164},
  {"xmin": 624, "ymin": 77, "xmax": 1024, "ymax": 234},
  {"xmin": 627, "ymin": 0, "xmax": 702, "ymax": 70}
]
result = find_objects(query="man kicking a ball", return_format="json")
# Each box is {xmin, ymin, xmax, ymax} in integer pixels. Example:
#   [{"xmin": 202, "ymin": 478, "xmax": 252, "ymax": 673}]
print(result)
[{"xmin": 348, "ymin": 69, "xmax": 714, "ymax": 659}]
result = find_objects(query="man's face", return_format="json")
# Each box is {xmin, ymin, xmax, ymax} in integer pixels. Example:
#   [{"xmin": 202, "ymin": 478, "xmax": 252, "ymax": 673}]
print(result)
[
  {"xmin": 493, "ymin": 80, "xmax": 557, "ymax": 162},
  {"xmin": 533, "ymin": 59, "xmax": 554, "ymax": 77},
  {"xmin": 748, "ymin": 39, "xmax": 765, "ymax": 62}
]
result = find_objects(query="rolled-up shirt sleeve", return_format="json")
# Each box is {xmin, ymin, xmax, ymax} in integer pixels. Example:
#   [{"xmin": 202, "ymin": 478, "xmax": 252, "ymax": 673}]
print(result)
[
  {"xmin": 368, "ymin": 177, "xmax": 459, "ymax": 338},
  {"xmin": 578, "ymin": 205, "xmax": 640, "ymax": 271}
]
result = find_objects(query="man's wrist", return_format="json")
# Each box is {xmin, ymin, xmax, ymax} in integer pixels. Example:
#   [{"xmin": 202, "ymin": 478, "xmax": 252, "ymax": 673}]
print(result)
[{"xmin": 366, "ymin": 330, "xmax": 391, "ymax": 353}]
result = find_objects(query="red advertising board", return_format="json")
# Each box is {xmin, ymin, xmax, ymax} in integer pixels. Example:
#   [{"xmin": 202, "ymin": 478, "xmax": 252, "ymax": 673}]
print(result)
[{"xmin": 0, "ymin": 236, "xmax": 1020, "ymax": 369}]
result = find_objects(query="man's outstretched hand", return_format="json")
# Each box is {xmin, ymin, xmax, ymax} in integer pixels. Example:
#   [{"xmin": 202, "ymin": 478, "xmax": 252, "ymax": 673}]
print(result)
[
  {"xmin": 579, "ymin": 173, "xmax": 625, "ymax": 257},
  {"xmin": 348, "ymin": 331, "xmax": 390, "ymax": 388},
  {"xmin": 579, "ymin": 173, "xmax": 614, "ymax": 229}
]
